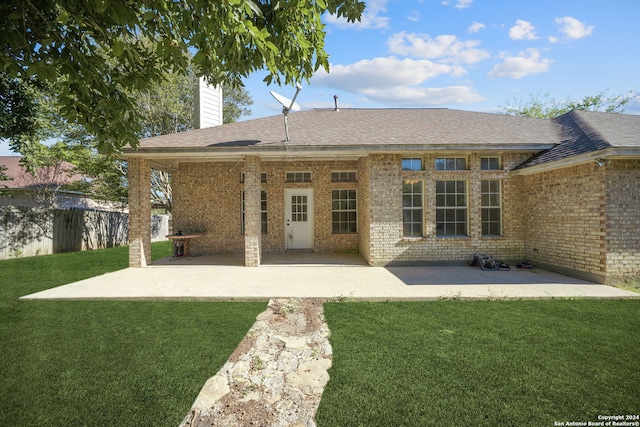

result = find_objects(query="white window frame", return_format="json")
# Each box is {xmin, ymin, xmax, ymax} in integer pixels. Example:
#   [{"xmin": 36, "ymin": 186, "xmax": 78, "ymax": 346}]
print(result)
[
  {"xmin": 402, "ymin": 180, "xmax": 423, "ymax": 237},
  {"xmin": 241, "ymin": 190, "xmax": 268, "ymax": 235},
  {"xmin": 402, "ymin": 158, "xmax": 423, "ymax": 171},
  {"xmin": 285, "ymin": 171, "xmax": 312, "ymax": 183},
  {"xmin": 481, "ymin": 157, "xmax": 501, "ymax": 171},
  {"xmin": 481, "ymin": 180, "xmax": 502, "ymax": 236},
  {"xmin": 331, "ymin": 171, "xmax": 357, "ymax": 182},
  {"xmin": 331, "ymin": 189, "xmax": 357, "ymax": 233},
  {"xmin": 435, "ymin": 180, "xmax": 468, "ymax": 237},
  {"xmin": 435, "ymin": 157, "xmax": 467, "ymax": 171}
]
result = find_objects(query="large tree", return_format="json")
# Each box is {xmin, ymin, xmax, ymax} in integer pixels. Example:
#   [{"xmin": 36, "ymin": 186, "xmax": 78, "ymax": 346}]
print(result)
[
  {"xmin": 4, "ymin": 70, "xmax": 254, "ymax": 213},
  {"xmin": 224, "ymin": 84, "xmax": 254, "ymax": 124},
  {"xmin": 501, "ymin": 90, "xmax": 634, "ymax": 119},
  {"xmin": 133, "ymin": 73, "xmax": 254, "ymax": 212},
  {"xmin": 1, "ymin": 0, "xmax": 364, "ymax": 155},
  {"xmin": 0, "ymin": 165, "xmax": 10, "ymax": 197}
]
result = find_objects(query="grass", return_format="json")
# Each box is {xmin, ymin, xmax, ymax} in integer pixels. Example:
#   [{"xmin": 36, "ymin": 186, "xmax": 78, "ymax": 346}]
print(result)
[
  {"xmin": 317, "ymin": 300, "xmax": 640, "ymax": 427},
  {"xmin": 3, "ymin": 245, "xmax": 639, "ymax": 426},
  {"xmin": 612, "ymin": 276, "xmax": 640, "ymax": 293},
  {"xmin": 0, "ymin": 242, "xmax": 266, "ymax": 426}
]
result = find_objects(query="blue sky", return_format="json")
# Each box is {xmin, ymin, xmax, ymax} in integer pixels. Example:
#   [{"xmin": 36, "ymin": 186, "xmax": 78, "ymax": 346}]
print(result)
[
  {"xmin": 243, "ymin": 0, "xmax": 639, "ymax": 120},
  {"xmin": 1, "ymin": 0, "xmax": 638, "ymax": 156}
]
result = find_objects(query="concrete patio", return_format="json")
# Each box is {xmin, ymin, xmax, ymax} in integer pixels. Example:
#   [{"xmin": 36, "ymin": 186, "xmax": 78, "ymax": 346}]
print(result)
[{"xmin": 21, "ymin": 253, "xmax": 639, "ymax": 301}]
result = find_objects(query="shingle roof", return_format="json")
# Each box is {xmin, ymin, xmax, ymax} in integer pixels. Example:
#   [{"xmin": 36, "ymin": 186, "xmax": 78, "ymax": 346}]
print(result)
[
  {"xmin": 0, "ymin": 156, "xmax": 84, "ymax": 189},
  {"xmin": 515, "ymin": 110, "xmax": 640, "ymax": 169},
  {"xmin": 128, "ymin": 108, "xmax": 560, "ymax": 152}
]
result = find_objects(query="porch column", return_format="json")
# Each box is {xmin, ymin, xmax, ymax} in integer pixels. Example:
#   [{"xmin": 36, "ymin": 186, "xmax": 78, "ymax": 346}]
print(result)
[
  {"xmin": 244, "ymin": 156, "xmax": 262, "ymax": 266},
  {"xmin": 128, "ymin": 158, "xmax": 151, "ymax": 267}
]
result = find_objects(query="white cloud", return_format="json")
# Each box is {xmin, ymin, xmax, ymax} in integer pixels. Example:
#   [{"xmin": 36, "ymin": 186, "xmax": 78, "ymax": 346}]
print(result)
[
  {"xmin": 548, "ymin": 36, "xmax": 559, "ymax": 43},
  {"xmin": 554, "ymin": 16, "xmax": 594, "ymax": 39},
  {"xmin": 468, "ymin": 22, "xmax": 486, "ymax": 33},
  {"xmin": 408, "ymin": 10, "xmax": 421, "ymax": 22},
  {"xmin": 488, "ymin": 48, "xmax": 552, "ymax": 79},
  {"xmin": 387, "ymin": 32, "xmax": 490, "ymax": 64},
  {"xmin": 455, "ymin": 0, "xmax": 474, "ymax": 8},
  {"xmin": 362, "ymin": 86, "xmax": 485, "ymax": 105},
  {"xmin": 312, "ymin": 57, "xmax": 464, "ymax": 92},
  {"xmin": 310, "ymin": 57, "xmax": 482, "ymax": 106},
  {"xmin": 325, "ymin": 0, "xmax": 390, "ymax": 29},
  {"xmin": 509, "ymin": 20, "xmax": 538, "ymax": 40}
]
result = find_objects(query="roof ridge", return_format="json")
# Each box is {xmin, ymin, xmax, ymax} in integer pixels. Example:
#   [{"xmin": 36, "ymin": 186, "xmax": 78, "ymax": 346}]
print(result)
[{"xmin": 562, "ymin": 110, "xmax": 612, "ymax": 150}]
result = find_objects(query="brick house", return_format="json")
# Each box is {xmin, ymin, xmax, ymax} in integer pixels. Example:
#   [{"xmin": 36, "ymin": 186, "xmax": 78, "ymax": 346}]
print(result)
[{"xmin": 122, "ymin": 108, "xmax": 640, "ymax": 284}]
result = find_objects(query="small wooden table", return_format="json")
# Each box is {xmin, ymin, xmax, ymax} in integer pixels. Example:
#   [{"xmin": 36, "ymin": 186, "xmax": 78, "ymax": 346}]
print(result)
[{"xmin": 166, "ymin": 234, "xmax": 203, "ymax": 257}]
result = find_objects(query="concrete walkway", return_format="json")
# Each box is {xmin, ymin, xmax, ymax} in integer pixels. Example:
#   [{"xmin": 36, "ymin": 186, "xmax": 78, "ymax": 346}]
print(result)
[{"xmin": 21, "ymin": 253, "xmax": 638, "ymax": 300}]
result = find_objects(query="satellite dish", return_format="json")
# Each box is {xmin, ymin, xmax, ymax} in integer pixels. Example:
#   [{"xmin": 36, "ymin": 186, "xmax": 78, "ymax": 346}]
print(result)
[
  {"xmin": 270, "ymin": 84, "xmax": 302, "ymax": 142},
  {"xmin": 270, "ymin": 90, "xmax": 301, "ymax": 112}
]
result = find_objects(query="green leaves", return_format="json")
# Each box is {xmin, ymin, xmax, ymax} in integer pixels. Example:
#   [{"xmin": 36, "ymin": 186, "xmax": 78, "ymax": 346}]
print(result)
[
  {"xmin": 112, "ymin": 40, "xmax": 125, "ymax": 57},
  {"xmin": 1, "ymin": 0, "xmax": 364, "ymax": 154},
  {"xmin": 502, "ymin": 90, "xmax": 634, "ymax": 119}
]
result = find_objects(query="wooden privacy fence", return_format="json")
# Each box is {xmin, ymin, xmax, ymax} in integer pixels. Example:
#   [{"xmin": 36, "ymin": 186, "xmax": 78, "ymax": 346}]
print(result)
[{"xmin": 0, "ymin": 207, "xmax": 169, "ymax": 259}]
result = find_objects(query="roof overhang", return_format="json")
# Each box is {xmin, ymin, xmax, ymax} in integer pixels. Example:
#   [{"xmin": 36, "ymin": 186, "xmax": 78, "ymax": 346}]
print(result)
[
  {"xmin": 122, "ymin": 143, "xmax": 554, "ymax": 172},
  {"xmin": 511, "ymin": 147, "xmax": 640, "ymax": 176}
]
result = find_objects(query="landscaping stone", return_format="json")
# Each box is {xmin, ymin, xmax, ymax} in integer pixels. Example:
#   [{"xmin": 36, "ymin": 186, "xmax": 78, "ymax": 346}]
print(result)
[{"xmin": 179, "ymin": 298, "xmax": 332, "ymax": 427}]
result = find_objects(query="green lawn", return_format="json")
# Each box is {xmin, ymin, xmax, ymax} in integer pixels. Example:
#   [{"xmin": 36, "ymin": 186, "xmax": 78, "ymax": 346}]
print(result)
[
  {"xmin": 0, "ymin": 242, "xmax": 265, "ymax": 426},
  {"xmin": 3, "ymin": 246, "xmax": 639, "ymax": 426},
  {"xmin": 317, "ymin": 300, "xmax": 640, "ymax": 426}
]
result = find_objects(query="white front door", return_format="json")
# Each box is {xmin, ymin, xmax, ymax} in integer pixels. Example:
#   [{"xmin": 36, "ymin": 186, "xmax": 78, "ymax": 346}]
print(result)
[{"xmin": 285, "ymin": 189, "xmax": 313, "ymax": 249}]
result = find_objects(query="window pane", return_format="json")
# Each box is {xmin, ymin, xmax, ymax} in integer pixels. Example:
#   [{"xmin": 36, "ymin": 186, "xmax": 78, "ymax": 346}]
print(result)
[
  {"xmin": 331, "ymin": 188, "xmax": 357, "ymax": 233},
  {"xmin": 402, "ymin": 158, "xmax": 422, "ymax": 171},
  {"xmin": 445, "ymin": 158, "xmax": 456, "ymax": 170},
  {"xmin": 481, "ymin": 181, "xmax": 502, "ymax": 236},
  {"xmin": 436, "ymin": 158, "xmax": 467, "ymax": 170},
  {"xmin": 402, "ymin": 180, "xmax": 423, "ymax": 237},
  {"xmin": 436, "ymin": 179, "xmax": 467, "ymax": 237},
  {"xmin": 481, "ymin": 157, "xmax": 500, "ymax": 170},
  {"xmin": 331, "ymin": 171, "xmax": 357, "ymax": 182}
]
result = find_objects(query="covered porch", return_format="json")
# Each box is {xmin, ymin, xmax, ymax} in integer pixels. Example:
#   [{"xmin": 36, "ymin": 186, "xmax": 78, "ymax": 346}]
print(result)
[{"xmin": 125, "ymin": 153, "xmax": 366, "ymax": 268}]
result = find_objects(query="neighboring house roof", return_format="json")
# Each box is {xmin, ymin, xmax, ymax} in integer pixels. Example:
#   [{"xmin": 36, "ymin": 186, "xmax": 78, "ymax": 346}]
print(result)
[
  {"xmin": 0, "ymin": 156, "xmax": 85, "ymax": 189},
  {"xmin": 127, "ymin": 108, "xmax": 560, "ymax": 154},
  {"xmin": 516, "ymin": 110, "xmax": 640, "ymax": 170}
]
